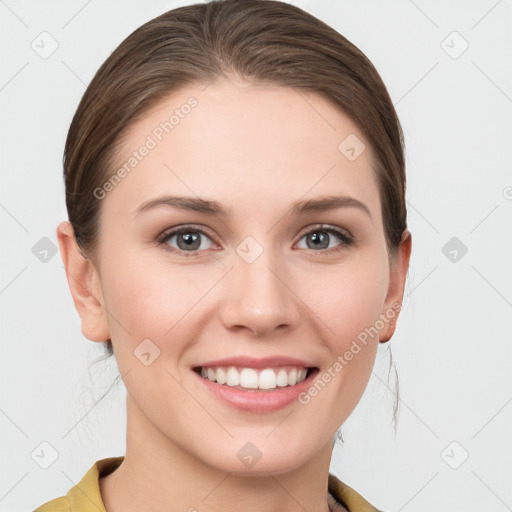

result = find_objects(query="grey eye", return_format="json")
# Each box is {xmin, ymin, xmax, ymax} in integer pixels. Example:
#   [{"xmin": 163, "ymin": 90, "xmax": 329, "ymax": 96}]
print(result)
[{"xmin": 164, "ymin": 229, "xmax": 214, "ymax": 252}]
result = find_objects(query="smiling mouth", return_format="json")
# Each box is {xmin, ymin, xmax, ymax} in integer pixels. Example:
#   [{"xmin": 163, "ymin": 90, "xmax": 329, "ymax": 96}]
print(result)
[{"xmin": 193, "ymin": 365, "xmax": 318, "ymax": 391}]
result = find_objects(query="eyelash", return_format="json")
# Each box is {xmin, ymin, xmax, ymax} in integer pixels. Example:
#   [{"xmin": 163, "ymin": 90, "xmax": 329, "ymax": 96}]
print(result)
[{"xmin": 156, "ymin": 224, "xmax": 354, "ymax": 257}]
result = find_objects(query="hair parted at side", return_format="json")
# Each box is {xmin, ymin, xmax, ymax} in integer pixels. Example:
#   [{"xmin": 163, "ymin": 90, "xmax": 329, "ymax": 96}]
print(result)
[{"xmin": 64, "ymin": 0, "xmax": 407, "ymax": 364}]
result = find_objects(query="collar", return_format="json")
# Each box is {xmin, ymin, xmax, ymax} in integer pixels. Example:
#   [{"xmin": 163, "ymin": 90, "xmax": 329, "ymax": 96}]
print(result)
[
  {"xmin": 62, "ymin": 457, "xmax": 381, "ymax": 512},
  {"xmin": 328, "ymin": 473, "xmax": 383, "ymax": 512},
  {"xmin": 65, "ymin": 456, "xmax": 123, "ymax": 511}
]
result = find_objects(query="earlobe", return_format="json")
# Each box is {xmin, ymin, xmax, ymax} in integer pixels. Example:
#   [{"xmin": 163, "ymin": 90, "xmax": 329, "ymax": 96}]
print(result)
[
  {"xmin": 56, "ymin": 221, "xmax": 110, "ymax": 342},
  {"xmin": 379, "ymin": 229, "xmax": 412, "ymax": 343}
]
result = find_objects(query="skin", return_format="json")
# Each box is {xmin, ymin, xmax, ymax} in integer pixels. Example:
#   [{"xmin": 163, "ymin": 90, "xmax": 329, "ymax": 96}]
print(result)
[{"xmin": 57, "ymin": 77, "xmax": 411, "ymax": 512}]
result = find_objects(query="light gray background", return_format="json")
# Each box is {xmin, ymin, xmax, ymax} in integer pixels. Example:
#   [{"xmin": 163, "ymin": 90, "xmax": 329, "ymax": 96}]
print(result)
[{"xmin": 1, "ymin": 1, "xmax": 511, "ymax": 511}]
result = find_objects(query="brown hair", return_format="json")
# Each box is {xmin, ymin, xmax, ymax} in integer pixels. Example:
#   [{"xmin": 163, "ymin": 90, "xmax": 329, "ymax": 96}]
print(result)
[{"xmin": 65, "ymin": 0, "xmax": 407, "ymax": 416}]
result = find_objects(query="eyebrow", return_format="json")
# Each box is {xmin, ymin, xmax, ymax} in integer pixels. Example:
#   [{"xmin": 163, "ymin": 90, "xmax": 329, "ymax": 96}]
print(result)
[{"xmin": 135, "ymin": 194, "xmax": 372, "ymax": 219}]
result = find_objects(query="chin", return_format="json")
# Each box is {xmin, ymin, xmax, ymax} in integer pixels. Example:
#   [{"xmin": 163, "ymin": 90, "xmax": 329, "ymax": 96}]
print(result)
[{"xmin": 191, "ymin": 434, "xmax": 321, "ymax": 477}]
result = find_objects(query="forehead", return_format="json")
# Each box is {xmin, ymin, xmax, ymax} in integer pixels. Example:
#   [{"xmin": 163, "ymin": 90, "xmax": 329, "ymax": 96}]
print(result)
[{"xmin": 104, "ymin": 78, "xmax": 380, "ymax": 221}]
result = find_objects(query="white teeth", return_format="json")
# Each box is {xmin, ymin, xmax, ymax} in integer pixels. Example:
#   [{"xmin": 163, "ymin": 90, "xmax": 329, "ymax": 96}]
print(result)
[
  {"xmin": 216, "ymin": 367, "xmax": 227, "ymax": 385},
  {"xmin": 276, "ymin": 369, "xmax": 288, "ymax": 387},
  {"xmin": 240, "ymin": 368, "xmax": 259, "ymax": 389},
  {"xmin": 259, "ymin": 369, "xmax": 276, "ymax": 390},
  {"xmin": 226, "ymin": 367, "xmax": 240, "ymax": 386},
  {"xmin": 198, "ymin": 366, "xmax": 309, "ymax": 390}
]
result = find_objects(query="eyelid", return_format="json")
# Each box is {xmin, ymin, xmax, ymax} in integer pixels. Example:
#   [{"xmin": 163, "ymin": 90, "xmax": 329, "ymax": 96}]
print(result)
[
  {"xmin": 156, "ymin": 224, "xmax": 220, "ymax": 250},
  {"xmin": 295, "ymin": 223, "xmax": 354, "ymax": 242}
]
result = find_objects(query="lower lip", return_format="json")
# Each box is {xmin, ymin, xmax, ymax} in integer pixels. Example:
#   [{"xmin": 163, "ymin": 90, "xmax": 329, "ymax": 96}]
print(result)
[{"xmin": 193, "ymin": 369, "xmax": 318, "ymax": 412}]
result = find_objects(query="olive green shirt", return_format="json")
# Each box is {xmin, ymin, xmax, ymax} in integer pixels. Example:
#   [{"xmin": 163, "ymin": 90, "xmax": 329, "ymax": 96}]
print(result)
[{"xmin": 34, "ymin": 456, "xmax": 383, "ymax": 512}]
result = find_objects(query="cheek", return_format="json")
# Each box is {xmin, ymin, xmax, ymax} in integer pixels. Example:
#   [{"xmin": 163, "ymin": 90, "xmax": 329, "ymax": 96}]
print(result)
[
  {"xmin": 98, "ymin": 247, "xmax": 200, "ymax": 347},
  {"xmin": 297, "ymin": 261, "xmax": 388, "ymax": 419},
  {"xmin": 300, "ymin": 254, "xmax": 389, "ymax": 348}
]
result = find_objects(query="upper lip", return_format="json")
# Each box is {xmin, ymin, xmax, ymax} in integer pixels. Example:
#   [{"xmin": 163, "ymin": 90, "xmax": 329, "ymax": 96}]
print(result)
[{"xmin": 194, "ymin": 355, "xmax": 317, "ymax": 369}]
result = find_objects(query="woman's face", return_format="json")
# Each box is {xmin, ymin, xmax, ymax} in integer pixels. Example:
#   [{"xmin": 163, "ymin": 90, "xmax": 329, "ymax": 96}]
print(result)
[{"xmin": 85, "ymin": 78, "xmax": 409, "ymax": 474}]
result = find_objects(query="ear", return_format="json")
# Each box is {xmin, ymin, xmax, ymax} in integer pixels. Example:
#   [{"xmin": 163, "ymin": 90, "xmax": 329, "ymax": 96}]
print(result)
[
  {"xmin": 379, "ymin": 229, "xmax": 412, "ymax": 342},
  {"xmin": 56, "ymin": 221, "xmax": 110, "ymax": 342}
]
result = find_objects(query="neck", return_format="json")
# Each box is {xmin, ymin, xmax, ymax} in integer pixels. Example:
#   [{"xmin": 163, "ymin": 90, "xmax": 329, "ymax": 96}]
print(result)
[{"xmin": 100, "ymin": 395, "xmax": 335, "ymax": 512}]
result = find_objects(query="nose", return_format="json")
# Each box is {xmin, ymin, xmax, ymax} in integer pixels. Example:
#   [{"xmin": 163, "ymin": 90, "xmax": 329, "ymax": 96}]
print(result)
[{"xmin": 219, "ymin": 246, "xmax": 302, "ymax": 337}]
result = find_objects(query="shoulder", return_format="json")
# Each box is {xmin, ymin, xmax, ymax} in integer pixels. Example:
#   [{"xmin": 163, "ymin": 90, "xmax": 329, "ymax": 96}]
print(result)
[{"xmin": 328, "ymin": 473, "xmax": 386, "ymax": 512}]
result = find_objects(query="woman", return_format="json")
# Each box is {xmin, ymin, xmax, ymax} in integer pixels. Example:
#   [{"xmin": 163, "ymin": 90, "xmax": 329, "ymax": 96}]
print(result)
[{"xmin": 35, "ymin": 0, "xmax": 411, "ymax": 510}]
